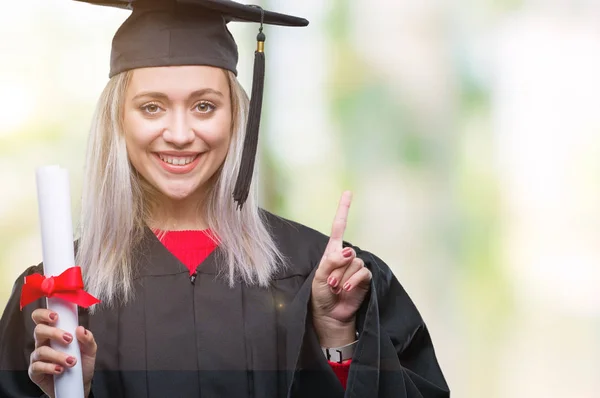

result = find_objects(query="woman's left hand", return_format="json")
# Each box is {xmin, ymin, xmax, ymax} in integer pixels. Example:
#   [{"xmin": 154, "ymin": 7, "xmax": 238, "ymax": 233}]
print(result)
[{"xmin": 311, "ymin": 191, "xmax": 372, "ymax": 347}]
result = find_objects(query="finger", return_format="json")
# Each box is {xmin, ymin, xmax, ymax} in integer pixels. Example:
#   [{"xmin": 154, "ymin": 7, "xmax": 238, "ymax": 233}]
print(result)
[
  {"xmin": 315, "ymin": 247, "xmax": 355, "ymax": 284},
  {"xmin": 341, "ymin": 266, "xmax": 372, "ymax": 292},
  {"xmin": 31, "ymin": 308, "xmax": 58, "ymax": 326},
  {"xmin": 76, "ymin": 326, "xmax": 97, "ymax": 357},
  {"xmin": 31, "ymin": 345, "xmax": 77, "ymax": 368},
  {"xmin": 338, "ymin": 257, "xmax": 365, "ymax": 291},
  {"xmin": 326, "ymin": 248, "xmax": 358, "ymax": 290},
  {"xmin": 325, "ymin": 191, "xmax": 352, "ymax": 254},
  {"xmin": 29, "ymin": 360, "xmax": 64, "ymax": 379},
  {"xmin": 34, "ymin": 324, "xmax": 73, "ymax": 349}
]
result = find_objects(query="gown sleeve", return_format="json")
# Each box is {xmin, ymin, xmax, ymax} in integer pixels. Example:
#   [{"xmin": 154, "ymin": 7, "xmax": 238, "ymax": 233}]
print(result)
[
  {"xmin": 288, "ymin": 245, "xmax": 450, "ymax": 398},
  {"xmin": 348, "ymin": 247, "xmax": 450, "ymax": 397},
  {"xmin": 0, "ymin": 265, "xmax": 47, "ymax": 397}
]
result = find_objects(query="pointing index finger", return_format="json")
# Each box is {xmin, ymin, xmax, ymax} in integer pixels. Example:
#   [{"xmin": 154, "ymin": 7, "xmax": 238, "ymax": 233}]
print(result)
[{"xmin": 326, "ymin": 191, "xmax": 352, "ymax": 254}]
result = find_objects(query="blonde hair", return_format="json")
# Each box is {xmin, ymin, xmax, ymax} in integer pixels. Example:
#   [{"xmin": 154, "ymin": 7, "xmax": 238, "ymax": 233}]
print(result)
[{"xmin": 76, "ymin": 69, "xmax": 286, "ymax": 309}]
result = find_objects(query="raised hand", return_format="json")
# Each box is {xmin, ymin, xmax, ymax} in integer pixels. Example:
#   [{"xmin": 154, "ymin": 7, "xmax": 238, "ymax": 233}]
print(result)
[
  {"xmin": 311, "ymin": 191, "xmax": 372, "ymax": 347},
  {"xmin": 28, "ymin": 308, "xmax": 97, "ymax": 398}
]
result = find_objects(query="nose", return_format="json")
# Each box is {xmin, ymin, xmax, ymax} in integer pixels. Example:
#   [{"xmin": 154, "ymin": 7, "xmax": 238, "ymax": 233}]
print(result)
[{"xmin": 162, "ymin": 111, "xmax": 195, "ymax": 148}]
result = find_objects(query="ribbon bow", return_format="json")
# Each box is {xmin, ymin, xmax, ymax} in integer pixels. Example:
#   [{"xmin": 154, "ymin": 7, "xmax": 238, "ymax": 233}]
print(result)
[{"xmin": 20, "ymin": 266, "xmax": 101, "ymax": 310}]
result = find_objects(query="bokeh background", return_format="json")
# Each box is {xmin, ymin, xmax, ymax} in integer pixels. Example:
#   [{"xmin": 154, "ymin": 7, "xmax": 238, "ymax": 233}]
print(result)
[{"xmin": 1, "ymin": 0, "xmax": 599, "ymax": 396}]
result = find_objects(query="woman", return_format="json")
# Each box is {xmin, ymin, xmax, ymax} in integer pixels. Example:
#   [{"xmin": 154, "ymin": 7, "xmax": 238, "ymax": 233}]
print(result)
[{"xmin": 0, "ymin": 0, "xmax": 449, "ymax": 397}]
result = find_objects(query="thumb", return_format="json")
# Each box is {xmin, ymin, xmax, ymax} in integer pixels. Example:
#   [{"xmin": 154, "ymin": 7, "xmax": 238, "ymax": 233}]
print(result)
[{"xmin": 75, "ymin": 326, "xmax": 97, "ymax": 358}]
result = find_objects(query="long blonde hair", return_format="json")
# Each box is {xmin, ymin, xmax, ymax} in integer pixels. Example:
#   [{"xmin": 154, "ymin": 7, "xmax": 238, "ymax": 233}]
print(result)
[{"xmin": 76, "ymin": 69, "xmax": 286, "ymax": 309}]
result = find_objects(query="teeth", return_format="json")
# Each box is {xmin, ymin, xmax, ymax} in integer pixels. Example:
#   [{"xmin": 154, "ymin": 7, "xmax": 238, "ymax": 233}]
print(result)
[{"xmin": 158, "ymin": 154, "xmax": 197, "ymax": 165}]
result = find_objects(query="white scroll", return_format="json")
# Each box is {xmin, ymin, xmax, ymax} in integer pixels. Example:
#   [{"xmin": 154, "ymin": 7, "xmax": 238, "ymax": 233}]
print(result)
[{"xmin": 36, "ymin": 165, "xmax": 85, "ymax": 398}]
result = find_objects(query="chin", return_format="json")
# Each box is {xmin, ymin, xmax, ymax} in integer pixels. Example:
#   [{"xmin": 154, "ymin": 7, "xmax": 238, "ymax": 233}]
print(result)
[
  {"xmin": 164, "ymin": 192, "xmax": 192, "ymax": 201},
  {"xmin": 162, "ymin": 189, "xmax": 197, "ymax": 202},
  {"xmin": 157, "ymin": 181, "xmax": 204, "ymax": 202}
]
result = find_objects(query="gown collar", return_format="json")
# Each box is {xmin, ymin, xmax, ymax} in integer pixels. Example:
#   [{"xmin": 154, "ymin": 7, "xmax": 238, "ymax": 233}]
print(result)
[{"xmin": 133, "ymin": 226, "xmax": 221, "ymax": 277}]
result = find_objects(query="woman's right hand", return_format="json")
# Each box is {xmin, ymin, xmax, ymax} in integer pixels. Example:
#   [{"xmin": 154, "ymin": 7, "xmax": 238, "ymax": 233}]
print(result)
[{"xmin": 28, "ymin": 309, "xmax": 97, "ymax": 398}]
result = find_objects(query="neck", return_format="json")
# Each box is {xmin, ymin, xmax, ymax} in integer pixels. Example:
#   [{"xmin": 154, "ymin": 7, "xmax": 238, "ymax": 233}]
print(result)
[{"xmin": 148, "ymin": 192, "xmax": 209, "ymax": 231}]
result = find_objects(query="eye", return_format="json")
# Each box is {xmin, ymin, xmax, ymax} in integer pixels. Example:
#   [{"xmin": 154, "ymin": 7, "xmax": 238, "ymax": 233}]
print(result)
[
  {"xmin": 194, "ymin": 101, "xmax": 216, "ymax": 114},
  {"xmin": 140, "ymin": 103, "xmax": 162, "ymax": 115}
]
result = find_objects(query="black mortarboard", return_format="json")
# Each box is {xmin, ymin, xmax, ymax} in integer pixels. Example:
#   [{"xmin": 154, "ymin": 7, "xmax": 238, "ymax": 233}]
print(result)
[{"xmin": 74, "ymin": 0, "xmax": 309, "ymax": 208}]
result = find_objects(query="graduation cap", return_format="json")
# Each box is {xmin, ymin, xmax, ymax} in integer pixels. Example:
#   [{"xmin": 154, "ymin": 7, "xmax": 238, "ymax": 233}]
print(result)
[{"xmin": 74, "ymin": 0, "xmax": 309, "ymax": 208}]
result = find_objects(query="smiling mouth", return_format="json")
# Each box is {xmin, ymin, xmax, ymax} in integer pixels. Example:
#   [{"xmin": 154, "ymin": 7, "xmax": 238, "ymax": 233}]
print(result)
[{"xmin": 157, "ymin": 153, "xmax": 200, "ymax": 166}]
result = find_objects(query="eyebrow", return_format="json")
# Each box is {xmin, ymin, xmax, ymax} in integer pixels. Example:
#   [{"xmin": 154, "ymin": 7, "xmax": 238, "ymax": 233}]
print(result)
[{"xmin": 131, "ymin": 88, "xmax": 225, "ymax": 101}]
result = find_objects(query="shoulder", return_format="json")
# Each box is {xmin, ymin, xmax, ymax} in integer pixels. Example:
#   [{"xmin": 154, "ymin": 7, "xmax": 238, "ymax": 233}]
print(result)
[
  {"xmin": 261, "ymin": 209, "xmax": 329, "ymax": 247},
  {"xmin": 7, "ymin": 264, "xmax": 44, "ymax": 309},
  {"xmin": 260, "ymin": 209, "xmax": 384, "ymax": 278},
  {"xmin": 2, "ymin": 264, "xmax": 44, "ymax": 328},
  {"xmin": 2, "ymin": 264, "xmax": 44, "ymax": 317},
  {"xmin": 11, "ymin": 264, "xmax": 44, "ymax": 289},
  {"xmin": 260, "ymin": 210, "xmax": 330, "ymax": 277}
]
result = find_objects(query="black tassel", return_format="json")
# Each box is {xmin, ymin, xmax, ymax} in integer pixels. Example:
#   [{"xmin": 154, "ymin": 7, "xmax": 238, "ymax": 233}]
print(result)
[{"xmin": 233, "ymin": 29, "xmax": 266, "ymax": 210}]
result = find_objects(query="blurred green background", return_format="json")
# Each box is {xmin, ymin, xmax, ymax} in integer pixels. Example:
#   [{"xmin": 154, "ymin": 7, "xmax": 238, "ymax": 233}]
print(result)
[{"xmin": 1, "ymin": 0, "xmax": 600, "ymax": 396}]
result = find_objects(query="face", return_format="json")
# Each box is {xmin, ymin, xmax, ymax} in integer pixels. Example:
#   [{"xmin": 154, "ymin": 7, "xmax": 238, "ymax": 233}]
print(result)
[{"xmin": 123, "ymin": 65, "xmax": 232, "ymax": 203}]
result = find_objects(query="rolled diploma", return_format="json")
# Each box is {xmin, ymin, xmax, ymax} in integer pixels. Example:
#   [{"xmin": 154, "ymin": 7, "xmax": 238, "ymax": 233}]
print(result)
[{"xmin": 36, "ymin": 166, "xmax": 85, "ymax": 398}]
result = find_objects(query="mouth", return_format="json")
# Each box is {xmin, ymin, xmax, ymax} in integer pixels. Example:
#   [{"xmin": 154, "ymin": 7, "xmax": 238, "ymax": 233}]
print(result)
[
  {"xmin": 156, "ymin": 153, "xmax": 200, "ymax": 166},
  {"xmin": 153, "ymin": 152, "xmax": 202, "ymax": 174}
]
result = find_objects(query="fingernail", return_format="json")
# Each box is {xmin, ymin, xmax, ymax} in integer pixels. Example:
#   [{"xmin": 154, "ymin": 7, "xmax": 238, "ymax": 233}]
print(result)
[
  {"xmin": 49, "ymin": 313, "xmax": 57, "ymax": 321},
  {"xmin": 84, "ymin": 329, "xmax": 88, "ymax": 336},
  {"xmin": 342, "ymin": 247, "xmax": 353, "ymax": 258},
  {"xmin": 63, "ymin": 333, "xmax": 73, "ymax": 343},
  {"xmin": 55, "ymin": 365, "xmax": 63, "ymax": 373},
  {"xmin": 66, "ymin": 357, "xmax": 76, "ymax": 366},
  {"xmin": 328, "ymin": 276, "xmax": 338, "ymax": 288},
  {"xmin": 343, "ymin": 282, "xmax": 351, "ymax": 291}
]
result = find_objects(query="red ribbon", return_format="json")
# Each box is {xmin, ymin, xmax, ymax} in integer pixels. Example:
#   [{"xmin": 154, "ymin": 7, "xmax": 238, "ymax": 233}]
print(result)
[{"xmin": 20, "ymin": 266, "xmax": 101, "ymax": 310}]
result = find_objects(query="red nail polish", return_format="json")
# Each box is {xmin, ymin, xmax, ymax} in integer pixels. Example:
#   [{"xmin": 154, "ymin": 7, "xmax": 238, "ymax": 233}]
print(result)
[
  {"xmin": 63, "ymin": 333, "xmax": 73, "ymax": 343},
  {"xmin": 342, "ymin": 247, "xmax": 353, "ymax": 258},
  {"xmin": 343, "ymin": 282, "xmax": 351, "ymax": 291},
  {"xmin": 66, "ymin": 357, "xmax": 75, "ymax": 366},
  {"xmin": 55, "ymin": 365, "xmax": 63, "ymax": 373},
  {"xmin": 84, "ymin": 329, "xmax": 88, "ymax": 336},
  {"xmin": 49, "ymin": 313, "xmax": 57, "ymax": 321}
]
